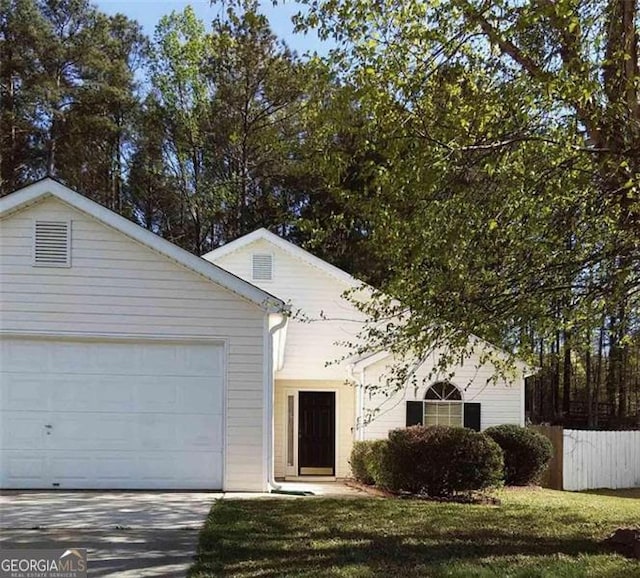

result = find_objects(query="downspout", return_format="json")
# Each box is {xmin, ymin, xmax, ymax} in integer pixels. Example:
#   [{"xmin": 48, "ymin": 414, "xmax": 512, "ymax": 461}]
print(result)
[
  {"xmin": 348, "ymin": 363, "xmax": 367, "ymax": 442},
  {"xmin": 358, "ymin": 368, "xmax": 366, "ymax": 441},
  {"xmin": 267, "ymin": 312, "xmax": 288, "ymax": 492}
]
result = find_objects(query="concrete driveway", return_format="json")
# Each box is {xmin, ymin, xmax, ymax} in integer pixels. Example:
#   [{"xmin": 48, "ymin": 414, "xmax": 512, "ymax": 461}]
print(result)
[{"xmin": 0, "ymin": 491, "xmax": 219, "ymax": 577}]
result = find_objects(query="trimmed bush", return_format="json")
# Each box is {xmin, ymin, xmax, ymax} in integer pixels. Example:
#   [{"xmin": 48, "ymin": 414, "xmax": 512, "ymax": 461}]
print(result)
[
  {"xmin": 367, "ymin": 439, "xmax": 392, "ymax": 488},
  {"xmin": 350, "ymin": 441, "xmax": 375, "ymax": 484},
  {"xmin": 485, "ymin": 424, "xmax": 553, "ymax": 486},
  {"xmin": 383, "ymin": 426, "xmax": 503, "ymax": 496},
  {"xmin": 349, "ymin": 439, "xmax": 390, "ymax": 486}
]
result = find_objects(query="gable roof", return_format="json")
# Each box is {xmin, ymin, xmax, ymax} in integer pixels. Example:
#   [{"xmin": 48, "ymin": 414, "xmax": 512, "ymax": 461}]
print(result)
[
  {"xmin": 350, "ymin": 345, "xmax": 537, "ymax": 377},
  {"xmin": 0, "ymin": 178, "xmax": 285, "ymax": 313},
  {"xmin": 202, "ymin": 227, "xmax": 363, "ymax": 287},
  {"xmin": 203, "ymin": 227, "xmax": 535, "ymax": 375}
]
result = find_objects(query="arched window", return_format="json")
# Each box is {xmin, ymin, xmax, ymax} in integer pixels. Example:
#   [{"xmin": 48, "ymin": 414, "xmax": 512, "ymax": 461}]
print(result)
[{"xmin": 423, "ymin": 381, "xmax": 463, "ymax": 427}]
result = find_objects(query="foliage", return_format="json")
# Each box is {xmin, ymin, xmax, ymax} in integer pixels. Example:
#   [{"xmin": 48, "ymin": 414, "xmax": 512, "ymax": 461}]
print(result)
[
  {"xmin": 375, "ymin": 426, "xmax": 503, "ymax": 496},
  {"xmin": 293, "ymin": 0, "xmax": 640, "ymax": 422},
  {"xmin": 366, "ymin": 438, "xmax": 393, "ymax": 488},
  {"xmin": 0, "ymin": 0, "xmax": 145, "ymax": 209},
  {"xmin": 133, "ymin": 0, "xmax": 321, "ymax": 254},
  {"xmin": 349, "ymin": 438, "xmax": 391, "ymax": 487},
  {"xmin": 2, "ymin": 0, "xmax": 639, "ymax": 425},
  {"xmin": 485, "ymin": 425, "xmax": 554, "ymax": 486},
  {"xmin": 1, "ymin": 0, "xmax": 331, "ymax": 256},
  {"xmin": 351, "ymin": 428, "xmax": 504, "ymax": 496},
  {"xmin": 349, "ymin": 440, "xmax": 375, "ymax": 484},
  {"xmin": 189, "ymin": 489, "xmax": 640, "ymax": 577}
]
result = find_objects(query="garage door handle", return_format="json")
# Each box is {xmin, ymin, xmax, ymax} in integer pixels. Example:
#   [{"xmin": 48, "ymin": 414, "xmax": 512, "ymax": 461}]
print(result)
[{"xmin": 44, "ymin": 424, "xmax": 53, "ymax": 429}]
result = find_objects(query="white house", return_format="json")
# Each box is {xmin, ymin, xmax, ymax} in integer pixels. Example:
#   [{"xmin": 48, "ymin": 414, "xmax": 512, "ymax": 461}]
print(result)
[
  {"xmin": 204, "ymin": 229, "xmax": 530, "ymax": 481},
  {"xmin": 0, "ymin": 179, "xmax": 530, "ymax": 491}
]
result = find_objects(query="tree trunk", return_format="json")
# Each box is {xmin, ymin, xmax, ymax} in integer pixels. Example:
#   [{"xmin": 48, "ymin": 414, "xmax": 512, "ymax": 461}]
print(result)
[
  {"xmin": 538, "ymin": 338, "xmax": 546, "ymax": 421},
  {"xmin": 554, "ymin": 330, "xmax": 561, "ymax": 419},
  {"xmin": 606, "ymin": 318, "xmax": 619, "ymax": 418},
  {"xmin": 595, "ymin": 324, "xmax": 604, "ymax": 428},
  {"xmin": 618, "ymin": 346, "xmax": 628, "ymax": 418},
  {"xmin": 562, "ymin": 330, "xmax": 572, "ymax": 415},
  {"xmin": 0, "ymin": 42, "xmax": 17, "ymax": 194},
  {"xmin": 586, "ymin": 341, "xmax": 593, "ymax": 427}
]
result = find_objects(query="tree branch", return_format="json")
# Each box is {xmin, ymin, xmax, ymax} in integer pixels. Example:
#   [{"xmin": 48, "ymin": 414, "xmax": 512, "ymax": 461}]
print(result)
[{"xmin": 460, "ymin": 0, "xmax": 604, "ymax": 148}]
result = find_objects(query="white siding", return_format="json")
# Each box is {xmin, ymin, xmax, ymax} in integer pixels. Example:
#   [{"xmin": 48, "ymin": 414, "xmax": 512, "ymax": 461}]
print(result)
[
  {"xmin": 0, "ymin": 197, "xmax": 267, "ymax": 491},
  {"xmin": 212, "ymin": 238, "xmax": 365, "ymax": 381},
  {"xmin": 361, "ymin": 351, "xmax": 524, "ymax": 440},
  {"xmin": 563, "ymin": 429, "xmax": 640, "ymax": 491}
]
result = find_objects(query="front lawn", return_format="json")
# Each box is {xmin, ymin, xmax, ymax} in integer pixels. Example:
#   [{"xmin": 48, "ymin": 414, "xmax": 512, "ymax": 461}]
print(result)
[{"xmin": 189, "ymin": 489, "xmax": 640, "ymax": 577}]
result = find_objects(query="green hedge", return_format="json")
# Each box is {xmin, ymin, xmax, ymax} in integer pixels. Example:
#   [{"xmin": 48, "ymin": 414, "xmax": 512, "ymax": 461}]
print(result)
[
  {"xmin": 350, "ymin": 426, "xmax": 503, "ymax": 496},
  {"xmin": 349, "ymin": 439, "xmax": 389, "ymax": 486},
  {"xmin": 350, "ymin": 440, "xmax": 374, "ymax": 485},
  {"xmin": 485, "ymin": 424, "xmax": 553, "ymax": 486}
]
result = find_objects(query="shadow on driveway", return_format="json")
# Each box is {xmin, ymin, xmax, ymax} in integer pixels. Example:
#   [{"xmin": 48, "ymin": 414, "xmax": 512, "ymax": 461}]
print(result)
[{"xmin": 0, "ymin": 491, "xmax": 220, "ymax": 577}]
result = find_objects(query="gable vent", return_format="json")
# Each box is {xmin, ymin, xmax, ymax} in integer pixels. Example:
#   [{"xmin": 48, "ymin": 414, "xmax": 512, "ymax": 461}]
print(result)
[
  {"xmin": 33, "ymin": 220, "xmax": 71, "ymax": 267},
  {"xmin": 252, "ymin": 253, "xmax": 273, "ymax": 281}
]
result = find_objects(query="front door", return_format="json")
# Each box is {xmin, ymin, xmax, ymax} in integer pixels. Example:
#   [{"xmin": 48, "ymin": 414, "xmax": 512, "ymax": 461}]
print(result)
[{"xmin": 298, "ymin": 392, "xmax": 335, "ymax": 476}]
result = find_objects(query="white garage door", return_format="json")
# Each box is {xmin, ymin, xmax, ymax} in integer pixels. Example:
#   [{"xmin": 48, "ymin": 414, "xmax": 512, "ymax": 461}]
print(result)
[{"xmin": 0, "ymin": 337, "xmax": 224, "ymax": 490}]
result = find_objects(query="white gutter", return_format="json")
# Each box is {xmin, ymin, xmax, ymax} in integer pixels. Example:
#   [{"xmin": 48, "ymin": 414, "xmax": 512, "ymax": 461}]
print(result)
[{"xmin": 266, "ymin": 312, "xmax": 289, "ymax": 492}]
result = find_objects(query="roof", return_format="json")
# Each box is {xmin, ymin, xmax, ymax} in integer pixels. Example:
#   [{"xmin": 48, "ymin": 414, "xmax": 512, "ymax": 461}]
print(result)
[
  {"xmin": 0, "ymin": 178, "xmax": 286, "ymax": 313},
  {"xmin": 350, "ymin": 343, "xmax": 537, "ymax": 377},
  {"xmin": 202, "ymin": 228, "xmax": 363, "ymax": 288},
  {"xmin": 202, "ymin": 225, "xmax": 536, "ymax": 376}
]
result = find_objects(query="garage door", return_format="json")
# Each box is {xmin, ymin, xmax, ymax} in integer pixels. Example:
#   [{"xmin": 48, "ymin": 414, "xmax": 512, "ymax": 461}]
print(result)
[{"xmin": 0, "ymin": 337, "xmax": 224, "ymax": 489}]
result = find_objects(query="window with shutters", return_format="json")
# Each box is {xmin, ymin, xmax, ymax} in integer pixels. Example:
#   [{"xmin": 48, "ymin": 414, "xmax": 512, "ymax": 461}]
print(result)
[
  {"xmin": 252, "ymin": 253, "xmax": 273, "ymax": 281},
  {"xmin": 33, "ymin": 220, "xmax": 71, "ymax": 267},
  {"xmin": 423, "ymin": 381, "xmax": 463, "ymax": 427}
]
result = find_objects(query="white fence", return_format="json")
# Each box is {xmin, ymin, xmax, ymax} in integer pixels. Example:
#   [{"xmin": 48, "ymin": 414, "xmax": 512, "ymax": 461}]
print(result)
[{"xmin": 562, "ymin": 429, "xmax": 640, "ymax": 491}]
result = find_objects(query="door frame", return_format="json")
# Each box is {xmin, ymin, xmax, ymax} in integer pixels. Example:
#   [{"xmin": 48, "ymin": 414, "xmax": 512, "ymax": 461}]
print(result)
[{"xmin": 283, "ymin": 387, "xmax": 339, "ymax": 478}]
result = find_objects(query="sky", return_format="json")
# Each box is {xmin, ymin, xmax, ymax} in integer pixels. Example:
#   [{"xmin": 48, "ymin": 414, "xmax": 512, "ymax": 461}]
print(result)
[{"xmin": 95, "ymin": 0, "xmax": 329, "ymax": 55}]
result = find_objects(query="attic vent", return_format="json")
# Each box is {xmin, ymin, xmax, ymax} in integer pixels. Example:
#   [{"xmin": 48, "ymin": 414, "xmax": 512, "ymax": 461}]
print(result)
[
  {"xmin": 252, "ymin": 253, "xmax": 273, "ymax": 281},
  {"xmin": 33, "ymin": 220, "xmax": 71, "ymax": 267}
]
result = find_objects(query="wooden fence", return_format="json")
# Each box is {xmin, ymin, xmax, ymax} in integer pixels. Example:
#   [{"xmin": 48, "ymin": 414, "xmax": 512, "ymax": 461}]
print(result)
[
  {"xmin": 530, "ymin": 425, "xmax": 564, "ymax": 490},
  {"xmin": 531, "ymin": 426, "xmax": 640, "ymax": 491},
  {"xmin": 562, "ymin": 429, "xmax": 640, "ymax": 491}
]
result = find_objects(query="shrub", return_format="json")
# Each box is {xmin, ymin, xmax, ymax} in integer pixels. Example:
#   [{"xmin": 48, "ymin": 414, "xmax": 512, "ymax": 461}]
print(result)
[
  {"xmin": 382, "ymin": 426, "xmax": 504, "ymax": 497},
  {"xmin": 349, "ymin": 440, "xmax": 390, "ymax": 486},
  {"xmin": 484, "ymin": 424, "xmax": 553, "ymax": 486},
  {"xmin": 367, "ymin": 439, "xmax": 392, "ymax": 487},
  {"xmin": 350, "ymin": 441, "xmax": 375, "ymax": 484}
]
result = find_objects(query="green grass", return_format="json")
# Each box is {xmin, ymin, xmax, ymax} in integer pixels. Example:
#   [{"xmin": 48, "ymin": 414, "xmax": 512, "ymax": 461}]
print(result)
[
  {"xmin": 189, "ymin": 489, "xmax": 640, "ymax": 577},
  {"xmin": 582, "ymin": 488, "xmax": 640, "ymax": 499}
]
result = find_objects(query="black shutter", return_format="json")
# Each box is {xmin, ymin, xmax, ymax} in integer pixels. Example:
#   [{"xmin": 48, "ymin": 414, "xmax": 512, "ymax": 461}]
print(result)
[
  {"xmin": 406, "ymin": 401, "xmax": 424, "ymax": 426},
  {"xmin": 463, "ymin": 403, "xmax": 481, "ymax": 431}
]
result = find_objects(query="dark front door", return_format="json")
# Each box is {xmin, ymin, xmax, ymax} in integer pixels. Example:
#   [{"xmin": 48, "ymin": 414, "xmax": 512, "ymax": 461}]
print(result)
[{"xmin": 298, "ymin": 391, "xmax": 335, "ymax": 476}]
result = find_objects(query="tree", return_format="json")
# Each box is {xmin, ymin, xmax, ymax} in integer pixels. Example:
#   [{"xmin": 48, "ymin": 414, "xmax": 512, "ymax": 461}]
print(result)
[
  {"xmin": 0, "ymin": 0, "xmax": 145, "ymax": 206},
  {"xmin": 293, "ymin": 81, "xmax": 392, "ymax": 285},
  {"xmin": 0, "ymin": 0, "xmax": 48, "ymax": 192},
  {"xmin": 126, "ymin": 94, "xmax": 177, "ymax": 235},
  {"xmin": 296, "ymin": 0, "xmax": 639, "ymax": 420},
  {"xmin": 53, "ymin": 9, "xmax": 146, "ymax": 211},
  {"xmin": 142, "ymin": 1, "xmax": 318, "ymax": 254}
]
